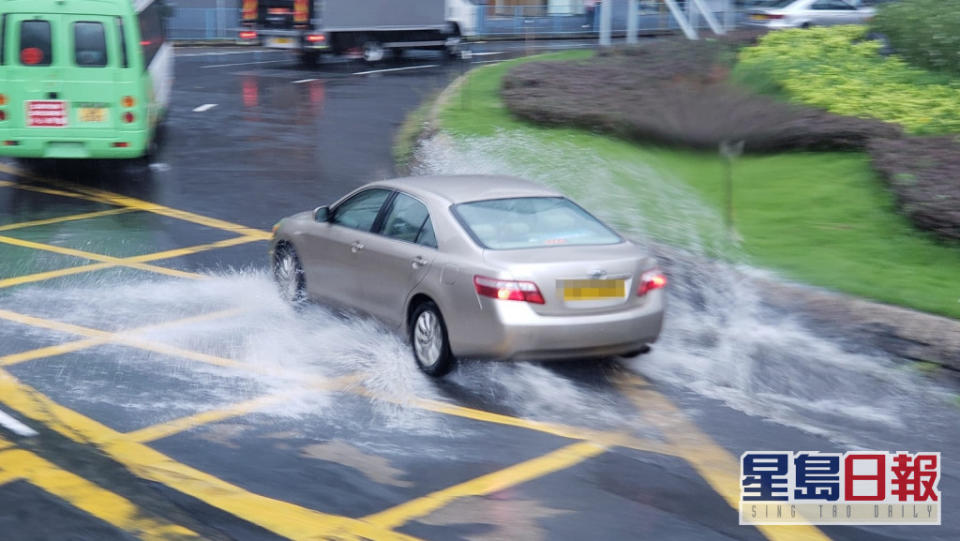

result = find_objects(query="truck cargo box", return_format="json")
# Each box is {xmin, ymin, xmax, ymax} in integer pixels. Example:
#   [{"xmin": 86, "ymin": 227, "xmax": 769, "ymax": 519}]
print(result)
[{"xmin": 321, "ymin": 0, "xmax": 448, "ymax": 30}]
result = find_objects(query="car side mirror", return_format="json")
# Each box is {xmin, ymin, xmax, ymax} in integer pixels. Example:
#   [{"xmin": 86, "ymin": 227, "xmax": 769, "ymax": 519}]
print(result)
[{"xmin": 314, "ymin": 206, "xmax": 329, "ymax": 223}]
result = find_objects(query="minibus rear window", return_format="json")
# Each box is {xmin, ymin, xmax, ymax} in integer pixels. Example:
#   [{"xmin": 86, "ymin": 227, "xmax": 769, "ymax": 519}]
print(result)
[
  {"xmin": 74, "ymin": 22, "xmax": 107, "ymax": 67},
  {"xmin": 20, "ymin": 20, "xmax": 52, "ymax": 66}
]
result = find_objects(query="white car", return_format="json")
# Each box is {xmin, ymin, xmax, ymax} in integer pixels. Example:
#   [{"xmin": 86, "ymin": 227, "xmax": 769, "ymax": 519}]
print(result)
[{"xmin": 745, "ymin": 0, "xmax": 877, "ymax": 29}]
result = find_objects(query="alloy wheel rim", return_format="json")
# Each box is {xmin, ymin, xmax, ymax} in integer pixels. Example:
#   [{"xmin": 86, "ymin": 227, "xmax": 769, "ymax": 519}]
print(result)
[{"xmin": 414, "ymin": 311, "xmax": 442, "ymax": 368}]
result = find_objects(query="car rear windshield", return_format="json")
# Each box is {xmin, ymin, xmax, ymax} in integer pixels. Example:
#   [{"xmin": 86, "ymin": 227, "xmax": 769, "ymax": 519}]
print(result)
[
  {"xmin": 20, "ymin": 20, "xmax": 52, "ymax": 66},
  {"xmin": 453, "ymin": 197, "xmax": 622, "ymax": 250},
  {"xmin": 74, "ymin": 22, "xmax": 107, "ymax": 67}
]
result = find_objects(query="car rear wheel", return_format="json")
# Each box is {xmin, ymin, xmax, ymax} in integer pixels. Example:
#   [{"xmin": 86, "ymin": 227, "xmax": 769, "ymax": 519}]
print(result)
[
  {"xmin": 274, "ymin": 246, "xmax": 305, "ymax": 305},
  {"xmin": 410, "ymin": 301, "xmax": 454, "ymax": 377}
]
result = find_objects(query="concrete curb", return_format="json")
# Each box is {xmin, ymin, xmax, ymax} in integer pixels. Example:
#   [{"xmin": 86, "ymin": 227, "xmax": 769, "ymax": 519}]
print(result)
[{"xmin": 405, "ymin": 60, "xmax": 960, "ymax": 374}]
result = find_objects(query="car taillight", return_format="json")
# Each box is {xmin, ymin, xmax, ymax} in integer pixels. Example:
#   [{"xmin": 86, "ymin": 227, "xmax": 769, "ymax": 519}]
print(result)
[
  {"xmin": 637, "ymin": 270, "xmax": 667, "ymax": 296},
  {"xmin": 474, "ymin": 275, "xmax": 545, "ymax": 305},
  {"xmin": 766, "ymin": 14, "xmax": 784, "ymax": 19},
  {"xmin": 239, "ymin": 30, "xmax": 258, "ymax": 40},
  {"xmin": 123, "ymin": 112, "xmax": 135, "ymax": 123},
  {"xmin": 306, "ymin": 34, "xmax": 325, "ymax": 43}
]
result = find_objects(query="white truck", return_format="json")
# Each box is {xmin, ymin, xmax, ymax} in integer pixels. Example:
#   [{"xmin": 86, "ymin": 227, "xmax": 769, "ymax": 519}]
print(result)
[{"xmin": 240, "ymin": 0, "xmax": 478, "ymax": 64}]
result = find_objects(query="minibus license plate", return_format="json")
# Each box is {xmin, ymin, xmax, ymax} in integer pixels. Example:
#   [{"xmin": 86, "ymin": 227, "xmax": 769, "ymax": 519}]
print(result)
[{"xmin": 78, "ymin": 107, "xmax": 107, "ymax": 123}]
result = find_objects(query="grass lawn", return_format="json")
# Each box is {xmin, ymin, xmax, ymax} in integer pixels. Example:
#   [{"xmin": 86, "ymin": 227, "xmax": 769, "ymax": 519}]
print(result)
[{"xmin": 434, "ymin": 53, "xmax": 960, "ymax": 319}]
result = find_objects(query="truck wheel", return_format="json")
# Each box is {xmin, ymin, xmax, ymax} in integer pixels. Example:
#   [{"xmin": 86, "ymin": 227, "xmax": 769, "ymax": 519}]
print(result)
[
  {"xmin": 362, "ymin": 41, "xmax": 385, "ymax": 63},
  {"xmin": 444, "ymin": 37, "xmax": 462, "ymax": 60}
]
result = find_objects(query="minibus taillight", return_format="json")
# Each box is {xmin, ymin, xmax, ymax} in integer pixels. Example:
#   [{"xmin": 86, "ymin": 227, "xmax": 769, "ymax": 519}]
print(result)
[
  {"xmin": 123, "ymin": 112, "xmax": 135, "ymax": 124},
  {"xmin": 0, "ymin": 94, "xmax": 6, "ymax": 106},
  {"xmin": 112, "ymin": 142, "xmax": 129, "ymax": 148},
  {"xmin": 0, "ymin": 111, "xmax": 6, "ymax": 122},
  {"xmin": 122, "ymin": 96, "xmax": 135, "ymax": 108},
  {"xmin": 239, "ymin": 31, "xmax": 258, "ymax": 40}
]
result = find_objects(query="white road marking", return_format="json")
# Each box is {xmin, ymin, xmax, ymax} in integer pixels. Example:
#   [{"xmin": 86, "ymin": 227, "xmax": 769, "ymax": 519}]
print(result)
[
  {"xmin": 472, "ymin": 59, "xmax": 505, "ymax": 65},
  {"xmin": 0, "ymin": 408, "xmax": 38, "ymax": 437},
  {"xmin": 293, "ymin": 78, "xmax": 319, "ymax": 84},
  {"xmin": 471, "ymin": 51, "xmax": 506, "ymax": 57},
  {"xmin": 193, "ymin": 104, "xmax": 218, "ymax": 113},
  {"xmin": 352, "ymin": 64, "xmax": 439, "ymax": 76},
  {"xmin": 176, "ymin": 49, "xmax": 286, "ymax": 58},
  {"xmin": 201, "ymin": 59, "xmax": 288, "ymax": 69}
]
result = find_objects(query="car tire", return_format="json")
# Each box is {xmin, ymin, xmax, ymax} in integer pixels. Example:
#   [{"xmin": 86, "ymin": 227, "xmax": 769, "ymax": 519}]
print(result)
[
  {"xmin": 274, "ymin": 245, "xmax": 306, "ymax": 306},
  {"xmin": 410, "ymin": 301, "xmax": 454, "ymax": 377}
]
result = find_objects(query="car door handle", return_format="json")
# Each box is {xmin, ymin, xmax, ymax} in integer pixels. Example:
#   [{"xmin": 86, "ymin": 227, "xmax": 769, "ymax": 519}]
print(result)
[
  {"xmin": 351, "ymin": 241, "xmax": 365, "ymax": 253},
  {"xmin": 411, "ymin": 256, "xmax": 427, "ymax": 269}
]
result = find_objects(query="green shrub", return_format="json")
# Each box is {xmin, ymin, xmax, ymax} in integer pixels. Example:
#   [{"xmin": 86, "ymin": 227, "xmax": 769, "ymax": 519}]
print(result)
[
  {"xmin": 873, "ymin": 0, "xmax": 960, "ymax": 76},
  {"xmin": 736, "ymin": 26, "xmax": 960, "ymax": 134}
]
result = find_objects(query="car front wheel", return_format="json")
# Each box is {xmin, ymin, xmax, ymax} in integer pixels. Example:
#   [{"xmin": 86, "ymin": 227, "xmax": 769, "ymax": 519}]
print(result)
[
  {"xmin": 274, "ymin": 245, "xmax": 305, "ymax": 305},
  {"xmin": 410, "ymin": 301, "xmax": 454, "ymax": 377}
]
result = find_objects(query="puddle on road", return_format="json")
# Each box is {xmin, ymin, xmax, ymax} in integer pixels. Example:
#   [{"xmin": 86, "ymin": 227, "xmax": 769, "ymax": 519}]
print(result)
[{"xmin": 415, "ymin": 132, "xmax": 959, "ymax": 450}]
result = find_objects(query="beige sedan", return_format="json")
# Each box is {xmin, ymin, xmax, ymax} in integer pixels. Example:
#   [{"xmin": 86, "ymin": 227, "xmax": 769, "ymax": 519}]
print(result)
[{"xmin": 270, "ymin": 175, "xmax": 666, "ymax": 376}]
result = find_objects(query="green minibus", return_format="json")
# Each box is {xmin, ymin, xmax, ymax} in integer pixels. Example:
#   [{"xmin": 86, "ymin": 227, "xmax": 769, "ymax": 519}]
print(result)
[{"xmin": 0, "ymin": 0, "xmax": 172, "ymax": 159}]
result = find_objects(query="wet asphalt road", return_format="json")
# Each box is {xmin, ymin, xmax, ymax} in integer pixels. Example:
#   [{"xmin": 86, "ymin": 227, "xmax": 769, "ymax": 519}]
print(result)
[{"xmin": 0, "ymin": 42, "xmax": 957, "ymax": 541}]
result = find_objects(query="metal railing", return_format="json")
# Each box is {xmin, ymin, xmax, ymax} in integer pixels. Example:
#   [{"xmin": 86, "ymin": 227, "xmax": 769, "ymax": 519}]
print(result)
[{"xmin": 166, "ymin": 2, "xmax": 743, "ymax": 41}]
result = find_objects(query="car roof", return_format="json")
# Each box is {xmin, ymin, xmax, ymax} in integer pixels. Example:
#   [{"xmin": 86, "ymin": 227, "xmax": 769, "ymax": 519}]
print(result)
[{"xmin": 368, "ymin": 175, "xmax": 564, "ymax": 204}]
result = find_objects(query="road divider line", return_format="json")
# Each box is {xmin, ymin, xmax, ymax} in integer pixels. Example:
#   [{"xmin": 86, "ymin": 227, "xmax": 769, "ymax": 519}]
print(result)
[
  {"xmin": 0, "ymin": 262, "xmax": 116, "ymax": 290},
  {"xmin": 0, "ymin": 408, "xmax": 38, "ymax": 437},
  {"xmin": 293, "ymin": 78, "xmax": 318, "ymax": 84},
  {"xmin": 364, "ymin": 441, "xmax": 607, "ymax": 529},
  {"xmin": 192, "ymin": 103, "xmax": 218, "ymax": 112},
  {"xmin": 0, "ymin": 163, "xmax": 272, "ymax": 239},
  {"xmin": 353, "ymin": 64, "xmax": 439, "ymax": 76},
  {"xmin": 0, "ymin": 371, "xmax": 420, "ymax": 541},
  {"xmin": 0, "ymin": 209, "xmax": 138, "ymax": 233},
  {"xmin": 471, "ymin": 59, "xmax": 505, "ymax": 65},
  {"xmin": 614, "ymin": 374, "xmax": 832, "ymax": 541},
  {"xmin": 0, "ymin": 235, "xmax": 200, "ymax": 280},
  {"xmin": 0, "ymin": 436, "xmax": 202, "ymax": 539}
]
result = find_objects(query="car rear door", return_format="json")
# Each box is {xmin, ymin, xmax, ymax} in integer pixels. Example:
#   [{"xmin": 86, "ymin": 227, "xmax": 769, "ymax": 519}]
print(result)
[
  {"xmin": 352, "ymin": 193, "xmax": 437, "ymax": 326},
  {"xmin": 809, "ymin": 0, "xmax": 858, "ymax": 25}
]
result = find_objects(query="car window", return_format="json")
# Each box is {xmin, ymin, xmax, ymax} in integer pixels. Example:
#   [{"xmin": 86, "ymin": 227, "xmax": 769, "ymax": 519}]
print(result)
[
  {"xmin": 74, "ymin": 22, "xmax": 107, "ymax": 67},
  {"xmin": 416, "ymin": 217, "xmax": 438, "ymax": 249},
  {"xmin": 453, "ymin": 197, "xmax": 622, "ymax": 250},
  {"xmin": 812, "ymin": 0, "xmax": 854, "ymax": 9},
  {"xmin": 332, "ymin": 189, "xmax": 391, "ymax": 232},
  {"xmin": 20, "ymin": 20, "xmax": 52, "ymax": 66},
  {"xmin": 381, "ymin": 193, "xmax": 430, "ymax": 244}
]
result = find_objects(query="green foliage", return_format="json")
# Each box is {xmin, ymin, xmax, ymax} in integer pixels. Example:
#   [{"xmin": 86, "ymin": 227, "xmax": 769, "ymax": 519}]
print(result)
[
  {"xmin": 736, "ymin": 26, "xmax": 960, "ymax": 134},
  {"xmin": 873, "ymin": 0, "xmax": 960, "ymax": 76}
]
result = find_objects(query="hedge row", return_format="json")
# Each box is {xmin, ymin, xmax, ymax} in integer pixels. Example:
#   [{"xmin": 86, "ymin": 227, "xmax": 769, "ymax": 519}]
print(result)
[
  {"xmin": 501, "ymin": 37, "xmax": 900, "ymax": 153},
  {"xmin": 873, "ymin": 0, "xmax": 960, "ymax": 77},
  {"xmin": 869, "ymin": 137, "xmax": 960, "ymax": 242},
  {"xmin": 735, "ymin": 26, "xmax": 960, "ymax": 135}
]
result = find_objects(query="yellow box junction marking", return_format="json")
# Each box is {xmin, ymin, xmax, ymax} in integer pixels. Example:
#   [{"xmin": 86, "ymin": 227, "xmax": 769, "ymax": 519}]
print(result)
[
  {"xmin": 614, "ymin": 373, "xmax": 832, "ymax": 541},
  {"xmin": 0, "ymin": 208, "xmax": 138, "ymax": 232},
  {"xmin": 0, "ymin": 436, "xmax": 202, "ymax": 540},
  {"xmin": 0, "ymin": 371, "xmax": 420, "ymax": 541},
  {"xmin": 363, "ymin": 441, "xmax": 607, "ymax": 530}
]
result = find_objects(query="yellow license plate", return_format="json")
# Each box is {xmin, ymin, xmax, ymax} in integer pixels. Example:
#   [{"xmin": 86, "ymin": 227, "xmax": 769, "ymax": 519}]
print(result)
[
  {"xmin": 272, "ymin": 37, "xmax": 292, "ymax": 44},
  {"xmin": 562, "ymin": 279, "xmax": 626, "ymax": 301},
  {"xmin": 750, "ymin": 14, "xmax": 766, "ymax": 20},
  {"xmin": 78, "ymin": 107, "xmax": 107, "ymax": 123}
]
